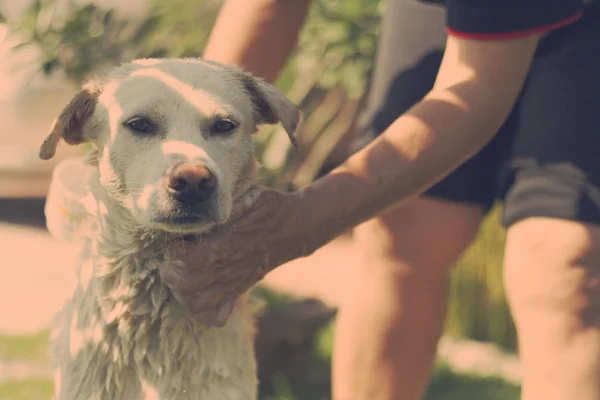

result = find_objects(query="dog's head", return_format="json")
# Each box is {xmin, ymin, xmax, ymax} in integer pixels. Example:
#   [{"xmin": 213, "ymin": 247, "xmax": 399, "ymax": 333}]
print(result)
[{"xmin": 39, "ymin": 58, "xmax": 300, "ymax": 233}]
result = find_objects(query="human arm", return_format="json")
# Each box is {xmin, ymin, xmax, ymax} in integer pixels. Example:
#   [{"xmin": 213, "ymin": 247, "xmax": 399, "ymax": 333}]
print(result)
[
  {"xmin": 296, "ymin": 0, "xmax": 584, "ymax": 251},
  {"xmin": 202, "ymin": 0, "xmax": 313, "ymax": 82},
  {"xmin": 294, "ymin": 34, "xmax": 540, "ymax": 254},
  {"xmin": 164, "ymin": 0, "xmax": 583, "ymax": 323},
  {"xmin": 165, "ymin": 34, "xmax": 540, "ymax": 325}
]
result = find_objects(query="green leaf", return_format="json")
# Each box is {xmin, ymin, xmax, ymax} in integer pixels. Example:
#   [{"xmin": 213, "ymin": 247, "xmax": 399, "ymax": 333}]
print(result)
[
  {"xmin": 132, "ymin": 15, "xmax": 160, "ymax": 45},
  {"xmin": 41, "ymin": 58, "xmax": 59, "ymax": 75}
]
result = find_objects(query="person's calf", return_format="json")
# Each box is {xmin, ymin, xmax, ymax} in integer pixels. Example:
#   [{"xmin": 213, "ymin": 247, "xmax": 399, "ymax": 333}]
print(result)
[{"xmin": 504, "ymin": 217, "xmax": 600, "ymax": 400}]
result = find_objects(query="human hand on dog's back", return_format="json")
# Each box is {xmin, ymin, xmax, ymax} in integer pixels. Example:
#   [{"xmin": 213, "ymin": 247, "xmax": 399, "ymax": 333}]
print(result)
[{"xmin": 162, "ymin": 185, "xmax": 317, "ymax": 327}]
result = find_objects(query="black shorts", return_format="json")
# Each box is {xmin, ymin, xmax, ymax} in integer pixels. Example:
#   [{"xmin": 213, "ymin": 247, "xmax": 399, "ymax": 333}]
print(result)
[{"xmin": 353, "ymin": 0, "xmax": 600, "ymax": 228}]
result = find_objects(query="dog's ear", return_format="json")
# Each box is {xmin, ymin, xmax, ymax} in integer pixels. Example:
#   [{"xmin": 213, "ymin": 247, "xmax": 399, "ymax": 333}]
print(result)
[
  {"xmin": 240, "ymin": 74, "xmax": 301, "ymax": 147},
  {"xmin": 39, "ymin": 83, "xmax": 100, "ymax": 160}
]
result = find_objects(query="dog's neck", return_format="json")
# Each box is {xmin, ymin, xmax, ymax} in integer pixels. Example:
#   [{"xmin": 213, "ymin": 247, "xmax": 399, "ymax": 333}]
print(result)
[
  {"xmin": 79, "ymin": 172, "xmax": 180, "ymax": 329},
  {"xmin": 80, "ymin": 168, "xmax": 257, "ymax": 328}
]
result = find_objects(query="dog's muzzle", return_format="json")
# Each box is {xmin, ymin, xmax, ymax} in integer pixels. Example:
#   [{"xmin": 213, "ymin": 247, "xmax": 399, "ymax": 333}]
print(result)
[{"xmin": 166, "ymin": 161, "xmax": 217, "ymax": 206}]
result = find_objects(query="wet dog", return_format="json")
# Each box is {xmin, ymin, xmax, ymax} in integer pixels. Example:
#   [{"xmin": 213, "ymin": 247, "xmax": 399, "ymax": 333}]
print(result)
[{"xmin": 39, "ymin": 58, "xmax": 299, "ymax": 400}]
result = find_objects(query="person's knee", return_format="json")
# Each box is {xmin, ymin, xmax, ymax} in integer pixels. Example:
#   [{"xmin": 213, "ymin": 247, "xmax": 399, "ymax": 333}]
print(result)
[
  {"xmin": 504, "ymin": 217, "xmax": 600, "ymax": 332},
  {"xmin": 504, "ymin": 218, "xmax": 600, "ymax": 399},
  {"xmin": 354, "ymin": 197, "xmax": 484, "ymax": 276}
]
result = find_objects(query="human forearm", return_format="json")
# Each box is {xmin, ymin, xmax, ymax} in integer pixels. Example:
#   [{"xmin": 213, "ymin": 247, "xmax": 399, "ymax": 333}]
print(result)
[
  {"xmin": 203, "ymin": 0, "xmax": 313, "ymax": 82},
  {"xmin": 298, "ymin": 86, "xmax": 498, "ymax": 250},
  {"xmin": 293, "ymin": 35, "xmax": 540, "ymax": 254}
]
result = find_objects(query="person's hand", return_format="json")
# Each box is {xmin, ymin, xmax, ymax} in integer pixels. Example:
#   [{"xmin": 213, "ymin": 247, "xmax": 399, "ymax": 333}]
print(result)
[{"xmin": 161, "ymin": 186, "xmax": 312, "ymax": 327}]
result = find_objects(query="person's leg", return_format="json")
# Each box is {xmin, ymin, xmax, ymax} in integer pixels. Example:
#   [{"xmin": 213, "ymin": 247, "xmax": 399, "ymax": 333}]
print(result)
[
  {"xmin": 504, "ymin": 218, "xmax": 600, "ymax": 400},
  {"xmin": 333, "ymin": 197, "xmax": 483, "ymax": 400},
  {"xmin": 331, "ymin": 0, "xmax": 516, "ymax": 398},
  {"xmin": 500, "ymin": 7, "xmax": 600, "ymax": 399}
]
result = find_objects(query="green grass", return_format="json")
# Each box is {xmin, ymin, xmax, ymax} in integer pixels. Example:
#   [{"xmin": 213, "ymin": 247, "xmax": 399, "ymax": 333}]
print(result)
[
  {"xmin": 0, "ymin": 330, "xmax": 50, "ymax": 363},
  {"xmin": 445, "ymin": 203, "xmax": 517, "ymax": 352},
  {"xmin": 259, "ymin": 319, "xmax": 521, "ymax": 400},
  {"xmin": 0, "ymin": 379, "xmax": 54, "ymax": 400},
  {"xmin": 260, "ymin": 355, "xmax": 521, "ymax": 400},
  {"xmin": 424, "ymin": 362, "xmax": 520, "ymax": 400}
]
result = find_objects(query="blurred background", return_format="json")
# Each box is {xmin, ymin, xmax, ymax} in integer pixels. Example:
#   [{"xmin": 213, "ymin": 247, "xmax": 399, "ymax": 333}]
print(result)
[{"xmin": 0, "ymin": 0, "xmax": 522, "ymax": 398}]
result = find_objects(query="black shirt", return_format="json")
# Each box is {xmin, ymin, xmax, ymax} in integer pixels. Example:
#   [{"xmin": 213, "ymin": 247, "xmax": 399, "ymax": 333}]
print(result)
[{"xmin": 422, "ymin": 0, "xmax": 592, "ymax": 39}]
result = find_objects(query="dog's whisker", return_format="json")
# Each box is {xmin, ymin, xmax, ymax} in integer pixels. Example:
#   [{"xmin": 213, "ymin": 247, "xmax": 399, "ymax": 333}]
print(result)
[{"xmin": 216, "ymin": 153, "xmax": 234, "ymax": 165}]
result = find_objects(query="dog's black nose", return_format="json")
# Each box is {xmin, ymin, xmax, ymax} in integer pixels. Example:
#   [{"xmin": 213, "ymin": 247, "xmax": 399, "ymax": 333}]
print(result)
[{"xmin": 167, "ymin": 162, "xmax": 217, "ymax": 204}]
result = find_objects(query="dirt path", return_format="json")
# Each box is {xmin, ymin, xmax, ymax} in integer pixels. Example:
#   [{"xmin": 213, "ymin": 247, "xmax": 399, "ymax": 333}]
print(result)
[{"xmin": 0, "ymin": 223, "xmax": 80, "ymax": 334}]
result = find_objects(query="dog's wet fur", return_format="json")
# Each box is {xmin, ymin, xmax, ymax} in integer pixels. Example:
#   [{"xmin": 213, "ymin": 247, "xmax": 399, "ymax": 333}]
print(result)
[{"xmin": 40, "ymin": 58, "xmax": 299, "ymax": 400}]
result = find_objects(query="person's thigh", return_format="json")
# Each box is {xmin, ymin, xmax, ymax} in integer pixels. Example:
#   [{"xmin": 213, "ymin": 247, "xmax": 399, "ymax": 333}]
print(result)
[
  {"xmin": 501, "ymin": 6, "xmax": 600, "ymax": 399},
  {"xmin": 354, "ymin": 197, "xmax": 483, "ymax": 272}
]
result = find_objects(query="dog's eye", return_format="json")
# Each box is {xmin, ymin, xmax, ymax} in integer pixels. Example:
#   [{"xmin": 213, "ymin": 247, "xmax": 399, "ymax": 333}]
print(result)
[
  {"xmin": 125, "ymin": 118, "xmax": 155, "ymax": 134},
  {"xmin": 212, "ymin": 119, "xmax": 237, "ymax": 134}
]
